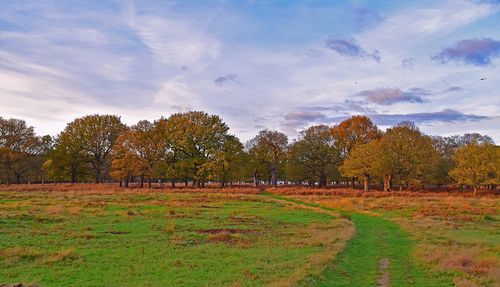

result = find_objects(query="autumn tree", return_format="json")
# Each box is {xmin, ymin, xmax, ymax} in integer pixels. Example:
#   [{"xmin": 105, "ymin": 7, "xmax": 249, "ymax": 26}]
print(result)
[
  {"xmin": 110, "ymin": 128, "xmax": 136, "ymax": 187},
  {"xmin": 287, "ymin": 125, "xmax": 337, "ymax": 187},
  {"xmin": 374, "ymin": 122, "xmax": 437, "ymax": 191},
  {"xmin": 54, "ymin": 115, "xmax": 125, "ymax": 183},
  {"xmin": 449, "ymin": 142, "xmax": 499, "ymax": 196},
  {"xmin": 0, "ymin": 117, "xmax": 51, "ymax": 184},
  {"xmin": 431, "ymin": 133, "xmax": 495, "ymax": 186},
  {"xmin": 331, "ymin": 115, "xmax": 381, "ymax": 187},
  {"xmin": 110, "ymin": 120, "xmax": 166, "ymax": 188},
  {"xmin": 340, "ymin": 141, "xmax": 379, "ymax": 192},
  {"xmin": 248, "ymin": 130, "xmax": 288, "ymax": 187}
]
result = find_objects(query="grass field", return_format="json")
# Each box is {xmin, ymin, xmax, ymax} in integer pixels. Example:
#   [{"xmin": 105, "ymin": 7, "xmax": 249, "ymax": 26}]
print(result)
[
  {"xmin": 284, "ymin": 190, "xmax": 500, "ymax": 287},
  {"xmin": 0, "ymin": 188, "xmax": 353, "ymax": 286},
  {"xmin": 0, "ymin": 185, "xmax": 499, "ymax": 287}
]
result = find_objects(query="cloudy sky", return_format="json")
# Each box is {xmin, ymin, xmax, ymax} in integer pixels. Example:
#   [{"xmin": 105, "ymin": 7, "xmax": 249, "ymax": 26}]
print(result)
[{"xmin": 1, "ymin": 0, "xmax": 499, "ymax": 142}]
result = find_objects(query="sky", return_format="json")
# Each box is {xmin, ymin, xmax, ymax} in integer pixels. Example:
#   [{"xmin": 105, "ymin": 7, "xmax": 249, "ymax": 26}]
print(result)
[{"xmin": 1, "ymin": 0, "xmax": 499, "ymax": 143}]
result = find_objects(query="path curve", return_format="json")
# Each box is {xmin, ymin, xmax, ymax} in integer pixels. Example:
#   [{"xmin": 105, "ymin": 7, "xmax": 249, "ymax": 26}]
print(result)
[{"xmin": 263, "ymin": 194, "xmax": 452, "ymax": 287}]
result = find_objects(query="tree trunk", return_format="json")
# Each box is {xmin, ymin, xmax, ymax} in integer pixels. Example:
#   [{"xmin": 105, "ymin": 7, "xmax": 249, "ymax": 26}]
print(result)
[
  {"xmin": 95, "ymin": 167, "xmax": 101, "ymax": 184},
  {"xmin": 125, "ymin": 175, "xmax": 130, "ymax": 188},
  {"xmin": 383, "ymin": 174, "xmax": 392, "ymax": 192},
  {"xmin": 147, "ymin": 178, "xmax": 151, "ymax": 189},
  {"xmin": 473, "ymin": 186, "xmax": 477, "ymax": 197},
  {"xmin": 351, "ymin": 177, "xmax": 355, "ymax": 189},
  {"xmin": 140, "ymin": 174, "xmax": 144, "ymax": 188},
  {"xmin": 319, "ymin": 173, "xmax": 327, "ymax": 188},
  {"xmin": 119, "ymin": 180, "xmax": 122, "ymax": 187},
  {"xmin": 253, "ymin": 169, "xmax": 260, "ymax": 187},
  {"xmin": 171, "ymin": 179, "xmax": 175, "ymax": 188},
  {"xmin": 271, "ymin": 165, "xmax": 278, "ymax": 187},
  {"xmin": 15, "ymin": 172, "xmax": 21, "ymax": 184},
  {"xmin": 363, "ymin": 176, "xmax": 369, "ymax": 192}
]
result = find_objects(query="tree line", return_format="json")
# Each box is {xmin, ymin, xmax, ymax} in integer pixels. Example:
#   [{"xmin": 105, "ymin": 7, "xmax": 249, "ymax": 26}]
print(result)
[{"xmin": 0, "ymin": 112, "xmax": 498, "ymax": 194}]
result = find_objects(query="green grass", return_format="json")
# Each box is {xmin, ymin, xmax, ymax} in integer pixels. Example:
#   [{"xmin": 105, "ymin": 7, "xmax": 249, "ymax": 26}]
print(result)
[
  {"xmin": 300, "ymin": 214, "xmax": 452, "ymax": 286},
  {"xmin": 0, "ymin": 191, "xmax": 341, "ymax": 286},
  {"xmin": 266, "ymin": 195, "xmax": 454, "ymax": 287}
]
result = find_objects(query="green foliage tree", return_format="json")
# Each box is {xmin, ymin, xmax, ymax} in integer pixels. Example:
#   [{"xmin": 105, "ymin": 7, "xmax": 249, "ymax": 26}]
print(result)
[
  {"xmin": 431, "ymin": 133, "xmax": 495, "ymax": 186},
  {"xmin": 160, "ymin": 111, "xmax": 231, "ymax": 187},
  {"xmin": 248, "ymin": 130, "xmax": 288, "ymax": 187},
  {"xmin": 48, "ymin": 131, "xmax": 87, "ymax": 183},
  {"xmin": 449, "ymin": 142, "xmax": 499, "ymax": 196},
  {"xmin": 287, "ymin": 125, "xmax": 337, "ymax": 187},
  {"xmin": 374, "ymin": 122, "xmax": 437, "ymax": 191},
  {"xmin": 53, "ymin": 114, "xmax": 125, "ymax": 183},
  {"xmin": 212, "ymin": 135, "xmax": 245, "ymax": 187}
]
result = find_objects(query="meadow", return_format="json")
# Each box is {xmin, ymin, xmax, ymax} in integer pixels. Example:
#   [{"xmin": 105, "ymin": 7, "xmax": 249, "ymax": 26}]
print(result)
[
  {"xmin": 0, "ymin": 185, "xmax": 498, "ymax": 287},
  {"xmin": 0, "ymin": 186, "xmax": 352, "ymax": 287}
]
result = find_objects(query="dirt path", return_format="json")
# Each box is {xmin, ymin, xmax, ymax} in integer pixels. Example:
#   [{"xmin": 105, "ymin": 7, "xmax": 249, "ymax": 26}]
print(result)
[
  {"xmin": 378, "ymin": 258, "xmax": 390, "ymax": 287},
  {"xmin": 263, "ymin": 194, "xmax": 451, "ymax": 287}
]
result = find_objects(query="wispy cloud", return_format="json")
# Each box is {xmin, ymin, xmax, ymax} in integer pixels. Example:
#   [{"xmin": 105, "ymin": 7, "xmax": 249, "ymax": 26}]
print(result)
[
  {"xmin": 325, "ymin": 37, "xmax": 381, "ymax": 62},
  {"xmin": 402, "ymin": 57, "xmax": 415, "ymax": 69},
  {"xmin": 214, "ymin": 74, "xmax": 238, "ymax": 86},
  {"xmin": 432, "ymin": 38, "xmax": 500, "ymax": 66},
  {"xmin": 443, "ymin": 86, "xmax": 463, "ymax": 93},
  {"xmin": 369, "ymin": 109, "xmax": 488, "ymax": 125},
  {"xmin": 353, "ymin": 7, "xmax": 383, "ymax": 31},
  {"xmin": 357, "ymin": 88, "xmax": 430, "ymax": 105},
  {"xmin": 0, "ymin": 0, "xmax": 499, "ymax": 142},
  {"xmin": 123, "ymin": 2, "xmax": 220, "ymax": 69},
  {"xmin": 327, "ymin": 109, "xmax": 489, "ymax": 126}
]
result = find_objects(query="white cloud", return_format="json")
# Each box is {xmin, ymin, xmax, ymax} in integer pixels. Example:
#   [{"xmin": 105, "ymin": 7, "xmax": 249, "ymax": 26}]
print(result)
[
  {"xmin": 153, "ymin": 77, "xmax": 200, "ymax": 112},
  {"xmin": 124, "ymin": 1, "xmax": 221, "ymax": 69}
]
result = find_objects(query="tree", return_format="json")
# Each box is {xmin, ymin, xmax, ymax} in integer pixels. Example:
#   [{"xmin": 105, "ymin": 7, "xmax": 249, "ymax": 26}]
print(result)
[
  {"xmin": 48, "ymin": 131, "xmax": 87, "ymax": 183},
  {"xmin": 161, "ymin": 111, "xmax": 230, "ymax": 187},
  {"xmin": 248, "ymin": 130, "xmax": 288, "ymax": 187},
  {"xmin": 110, "ymin": 129, "xmax": 137, "ymax": 187},
  {"xmin": 340, "ymin": 141, "xmax": 379, "ymax": 192},
  {"xmin": 331, "ymin": 115, "xmax": 381, "ymax": 187},
  {"xmin": 212, "ymin": 135, "xmax": 245, "ymax": 187},
  {"xmin": 111, "ymin": 121, "xmax": 166, "ymax": 188},
  {"xmin": 0, "ymin": 117, "xmax": 50, "ymax": 184},
  {"xmin": 449, "ymin": 142, "xmax": 499, "ymax": 196},
  {"xmin": 374, "ymin": 122, "xmax": 437, "ymax": 191},
  {"xmin": 431, "ymin": 133, "xmax": 495, "ymax": 186},
  {"xmin": 287, "ymin": 125, "xmax": 337, "ymax": 187},
  {"xmin": 56, "ymin": 115, "xmax": 126, "ymax": 183}
]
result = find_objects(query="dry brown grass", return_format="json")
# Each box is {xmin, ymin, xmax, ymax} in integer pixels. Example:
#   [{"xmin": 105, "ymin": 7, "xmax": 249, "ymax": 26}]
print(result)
[
  {"xmin": 267, "ymin": 186, "xmax": 498, "ymax": 198},
  {"xmin": 284, "ymin": 193, "xmax": 500, "ymax": 287},
  {"xmin": 67, "ymin": 206, "xmax": 82, "ymax": 215},
  {"xmin": 263, "ymin": 195, "xmax": 355, "ymax": 287},
  {"xmin": 269, "ymin": 219, "xmax": 354, "ymax": 287},
  {"xmin": 0, "ymin": 183, "xmax": 261, "ymax": 195},
  {"xmin": 0, "ymin": 247, "xmax": 43, "ymax": 265},
  {"xmin": 42, "ymin": 247, "xmax": 78, "ymax": 264},
  {"xmin": 45, "ymin": 205, "xmax": 65, "ymax": 215}
]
